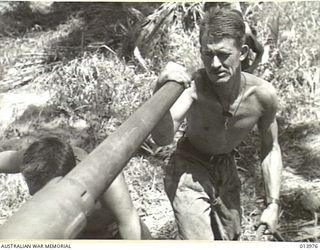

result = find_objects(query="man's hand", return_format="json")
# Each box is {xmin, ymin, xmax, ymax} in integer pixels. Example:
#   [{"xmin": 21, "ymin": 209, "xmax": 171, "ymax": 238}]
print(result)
[
  {"xmin": 259, "ymin": 203, "xmax": 279, "ymax": 233},
  {"xmin": 154, "ymin": 62, "xmax": 191, "ymax": 92}
]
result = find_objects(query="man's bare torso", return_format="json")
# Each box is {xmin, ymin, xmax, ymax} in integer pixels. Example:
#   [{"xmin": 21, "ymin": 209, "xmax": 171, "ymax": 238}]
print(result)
[{"xmin": 186, "ymin": 69, "xmax": 273, "ymax": 155}]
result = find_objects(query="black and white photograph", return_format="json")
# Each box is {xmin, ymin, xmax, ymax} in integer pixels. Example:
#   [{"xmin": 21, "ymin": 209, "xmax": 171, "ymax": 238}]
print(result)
[{"xmin": 0, "ymin": 1, "xmax": 319, "ymax": 244}]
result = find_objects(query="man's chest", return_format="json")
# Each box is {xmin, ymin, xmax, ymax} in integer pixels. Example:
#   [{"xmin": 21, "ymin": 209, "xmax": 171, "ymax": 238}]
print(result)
[{"xmin": 187, "ymin": 92, "xmax": 263, "ymax": 139}]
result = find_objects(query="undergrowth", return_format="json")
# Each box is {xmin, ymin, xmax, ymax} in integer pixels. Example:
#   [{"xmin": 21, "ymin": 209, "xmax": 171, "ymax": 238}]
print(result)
[{"xmin": 0, "ymin": 1, "xmax": 319, "ymax": 241}]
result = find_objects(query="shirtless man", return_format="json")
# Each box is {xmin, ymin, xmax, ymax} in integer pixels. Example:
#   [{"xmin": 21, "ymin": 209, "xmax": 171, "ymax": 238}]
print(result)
[
  {"xmin": 0, "ymin": 136, "xmax": 151, "ymax": 239},
  {"xmin": 152, "ymin": 8, "xmax": 282, "ymax": 240}
]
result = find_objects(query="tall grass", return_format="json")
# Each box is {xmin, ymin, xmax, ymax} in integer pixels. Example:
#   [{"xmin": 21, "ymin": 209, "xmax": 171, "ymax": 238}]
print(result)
[{"xmin": 253, "ymin": 2, "xmax": 320, "ymax": 123}]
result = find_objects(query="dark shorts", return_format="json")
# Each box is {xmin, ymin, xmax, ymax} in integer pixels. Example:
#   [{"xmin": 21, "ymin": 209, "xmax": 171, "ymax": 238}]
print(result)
[{"xmin": 164, "ymin": 137, "xmax": 242, "ymax": 240}]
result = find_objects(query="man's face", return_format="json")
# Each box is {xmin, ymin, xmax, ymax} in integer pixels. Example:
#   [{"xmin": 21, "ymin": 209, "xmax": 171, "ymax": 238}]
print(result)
[{"xmin": 201, "ymin": 35, "xmax": 244, "ymax": 85}]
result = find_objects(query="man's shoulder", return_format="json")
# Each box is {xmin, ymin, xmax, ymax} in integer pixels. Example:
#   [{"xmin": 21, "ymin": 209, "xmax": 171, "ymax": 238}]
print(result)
[
  {"xmin": 192, "ymin": 68, "xmax": 206, "ymax": 81},
  {"xmin": 192, "ymin": 68, "xmax": 208, "ymax": 89},
  {"xmin": 244, "ymin": 73, "xmax": 278, "ymax": 109}
]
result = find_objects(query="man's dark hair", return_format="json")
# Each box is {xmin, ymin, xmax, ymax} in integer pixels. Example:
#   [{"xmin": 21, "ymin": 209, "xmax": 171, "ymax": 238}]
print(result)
[
  {"xmin": 199, "ymin": 8, "xmax": 246, "ymax": 48},
  {"xmin": 20, "ymin": 137, "xmax": 76, "ymax": 195},
  {"xmin": 203, "ymin": 2, "xmax": 233, "ymax": 12}
]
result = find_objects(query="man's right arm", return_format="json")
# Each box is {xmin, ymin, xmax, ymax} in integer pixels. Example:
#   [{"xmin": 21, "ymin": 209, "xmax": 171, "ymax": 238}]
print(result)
[
  {"xmin": 151, "ymin": 62, "xmax": 196, "ymax": 146},
  {"xmin": 0, "ymin": 150, "xmax": 23, "ymax": 173}
]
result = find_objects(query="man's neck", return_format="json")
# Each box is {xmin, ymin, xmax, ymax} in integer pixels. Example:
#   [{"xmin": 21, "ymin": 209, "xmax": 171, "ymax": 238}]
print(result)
[{"xmin": 210, "ymin": 71, "xmax": 242, "ymax": 108}]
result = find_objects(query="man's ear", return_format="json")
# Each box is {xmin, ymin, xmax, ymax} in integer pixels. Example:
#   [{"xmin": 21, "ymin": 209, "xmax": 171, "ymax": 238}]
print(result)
[{"xmin": 240, "ymin": 45, "xmax": 249, "ymax": 61}]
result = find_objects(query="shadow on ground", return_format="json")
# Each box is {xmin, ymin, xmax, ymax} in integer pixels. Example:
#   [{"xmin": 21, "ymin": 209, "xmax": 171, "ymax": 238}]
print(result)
[
  {"xmin": 0, "ymin": 104, "xmax": 97, "ymax": 152},
  {"xmin": 279, "ymin": 121, "xmax": 320, "ymax": 181}
]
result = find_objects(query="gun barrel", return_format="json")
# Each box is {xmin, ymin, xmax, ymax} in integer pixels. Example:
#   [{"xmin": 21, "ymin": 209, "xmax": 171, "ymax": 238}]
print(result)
[{"xmin": 0, "ymin": 81, "xmax": 184, "ymax": 239}]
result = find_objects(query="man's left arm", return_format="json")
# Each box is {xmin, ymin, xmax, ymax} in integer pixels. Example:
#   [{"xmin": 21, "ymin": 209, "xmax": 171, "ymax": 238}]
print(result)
[{"xmin": 257, "ymin": 88, "xmax": 283, "ymax": 232}]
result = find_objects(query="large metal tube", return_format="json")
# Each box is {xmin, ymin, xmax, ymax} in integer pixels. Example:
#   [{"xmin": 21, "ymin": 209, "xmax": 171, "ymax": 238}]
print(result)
[{"xmin": 0, "ymin": 81, "xmax": 184, "ymax": 239}]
